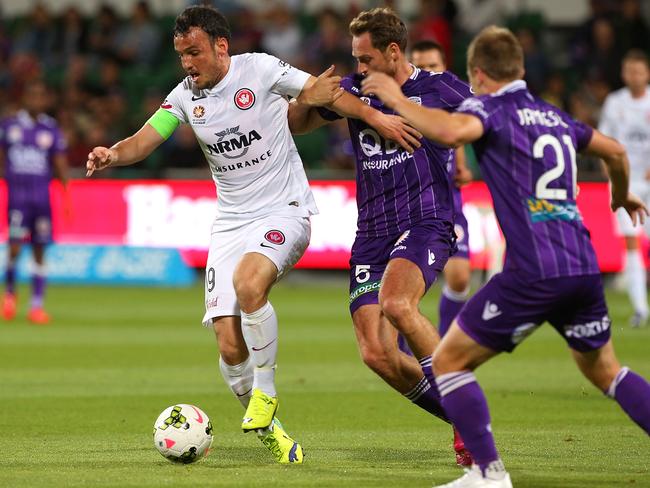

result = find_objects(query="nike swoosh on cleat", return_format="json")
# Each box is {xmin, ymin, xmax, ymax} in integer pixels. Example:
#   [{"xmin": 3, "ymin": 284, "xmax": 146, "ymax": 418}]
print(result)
[
  {"xmin": 236, "ymin": 388, "xmax": 252, "ymax": 397},
  {"xmin": 252, "ymin": 338, "xmax": 277, "ymax": 351},
  {"xmin": 190, "ymin": 405, "xmax": 204, "ymax": 424}
]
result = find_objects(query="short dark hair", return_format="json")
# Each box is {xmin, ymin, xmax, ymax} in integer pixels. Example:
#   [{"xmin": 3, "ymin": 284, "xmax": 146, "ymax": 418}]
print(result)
[
  {"xmin": 349, "ymin": 8, "xmax": 407, "ymax": 52},
  {"xmin": 174, "ymin": 5, "xmax": 231, "ymax": 42},
  {"xmin": 623, "ymin": 48, "xmax": 649, "ymax": 67},
  {"xmin": 411, "ymin": 39, "xmax": 445, "ymax": 62},
  {"xmin": 467, "ymin": 26, "xmax": 524, "ymax": 81}
]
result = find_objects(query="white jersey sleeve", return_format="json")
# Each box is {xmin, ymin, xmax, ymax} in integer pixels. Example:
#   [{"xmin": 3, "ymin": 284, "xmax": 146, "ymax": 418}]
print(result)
[
  {"xmin": 161, "ymin": 80, "xmax": 190, "ymax": 123},
  {"xmin": 253, "ymin": 53, "xmax": 311, "ymax": 99},
  {"xmin": 598, "ymin": 94, "xmax": 618, "ymax": 139}
]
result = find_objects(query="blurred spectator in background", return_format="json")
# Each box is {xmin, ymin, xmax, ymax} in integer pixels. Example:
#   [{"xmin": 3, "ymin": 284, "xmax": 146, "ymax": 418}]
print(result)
[
  {"xmin": 410, "ymin": 0, "xmax": 453, "ymax": 67},
  {"xmin": 228, "ymin": 7, "xmax": 263, "ymax": 54},
  {"xmin": 87, "ymin": 5, "xmax": 121, "ymax": 66},
  {"xmin": 516, "ymin": 27, "xmax": 548, "ymax": 95},
  {"xmin": 115, "ymin": 1, "xmax": 161, "ymax": 68},
  {"xmin": 540, "ymin": 72, "xmax": 568, "ymax": 111},
  {"xmin": 54, "ymin": 7, "xmax": 88, "ymax": 68},
  {"xmin": 618, "ymin": 0, "xmax": 650, "ymax": 54},
  {"xmin": 582, "ymin": 18, "xmax": 623, "ymax": 90},
  {"xmin": 13, "ymin": 4, "xmax": 56, "ymax": 68},
  {"xmin": 304, "ymin": 8, "xmax": 352, "ymax": 74},
  {"xmin": 458, "ymin": 0, "xmax": 506, "ymax": 36},
  {"xmin": 261, "ymin": 4, "xmax": 303, "ymax": 66}
]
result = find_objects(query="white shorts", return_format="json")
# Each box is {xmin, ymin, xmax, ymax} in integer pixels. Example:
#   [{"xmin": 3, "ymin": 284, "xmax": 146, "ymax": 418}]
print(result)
[
  {"xmin": 615, "ymin": 183, "xmax": 650, "ymax": 237},
  {"xmin": 201, "ymin": 215, "xmax": 311, "ymax": 326}
]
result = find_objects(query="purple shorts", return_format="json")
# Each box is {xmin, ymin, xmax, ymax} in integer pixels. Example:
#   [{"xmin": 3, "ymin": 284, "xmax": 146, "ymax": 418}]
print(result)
[
  {"xmin": 457, "ymin": 271, "xmax": 610, "ymax": 353},
  {"xmin": 452, "ymin": 210, "xmax": 469, "ymax": 260},
  {"xmin": 8, "ymin": 201, "xmax": 52, "ymax": 245},
  {"xmin": 349, "ymin": 220, "xmax": 455, "ymax": 314}
]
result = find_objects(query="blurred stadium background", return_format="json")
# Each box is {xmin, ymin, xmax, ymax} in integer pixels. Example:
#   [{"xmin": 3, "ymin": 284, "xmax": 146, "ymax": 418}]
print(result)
[{"xmin": 1, "ymin": 1, "xmax": 649, "ymax": 487}]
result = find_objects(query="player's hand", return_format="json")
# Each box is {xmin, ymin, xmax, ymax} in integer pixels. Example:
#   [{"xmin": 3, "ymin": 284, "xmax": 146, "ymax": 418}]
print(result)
[
  {"xmin": 454, "ymin": 164, "xmax": 473, "ymax": 187},
  {"xmin": 361, "ymin": 72, "xmax": 406, "ymax": 109},
  {"xmin": 298, "ymin": 65, "xmax": 344, "ymax": 107},
  {"xmin": 613, "ymin": 192, "xmax": 649, "ymax": 226},
  {"xmin": 368, "ymin": 112, "xmax": 422, "ymax": 153},
  {"xmin": 86, "ymin": 147, "xmax": 117, "ymax": 177}
]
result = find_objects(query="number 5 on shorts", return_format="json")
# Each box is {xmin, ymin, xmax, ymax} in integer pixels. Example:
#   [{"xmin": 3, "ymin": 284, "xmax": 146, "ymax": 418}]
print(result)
[{"xmin": 355, "ymin": 265, "xmax": 370, "ymax": 284}]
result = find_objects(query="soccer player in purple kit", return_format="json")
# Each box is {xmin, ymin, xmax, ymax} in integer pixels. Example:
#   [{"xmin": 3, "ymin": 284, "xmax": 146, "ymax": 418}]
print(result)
[
  {"xmin": 363, "ymin": 25, "xmax": 650, "ymax": 488},
  {"xmin": 289, "ymin": 7, "xmax": 474, "ymax": 466},
  {"xmin": 410, "ymin": 39, "xmax": 473, "ymax": 339},
  {"xmin": 0, "ymin": 80, "xmax": 69, "ymax": 325}
]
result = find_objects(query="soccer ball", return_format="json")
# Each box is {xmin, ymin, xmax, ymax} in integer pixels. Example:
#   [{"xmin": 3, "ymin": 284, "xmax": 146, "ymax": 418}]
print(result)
[{"xmin": 153, "ymin": 404, "xmax": 213, "ymax": 464}]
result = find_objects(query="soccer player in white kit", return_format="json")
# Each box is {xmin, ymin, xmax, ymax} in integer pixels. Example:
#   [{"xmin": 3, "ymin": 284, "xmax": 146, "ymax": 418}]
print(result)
[
  {"xmin": 85, "ymin": 5, "xmax": 420, "ymax": 464},
  {"xmin": 599, "ymin": 49, "xmax": 650, "ymax": 327}
]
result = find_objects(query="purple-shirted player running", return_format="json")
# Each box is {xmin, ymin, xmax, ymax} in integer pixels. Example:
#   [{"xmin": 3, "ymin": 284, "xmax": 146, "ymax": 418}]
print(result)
[
  {"xmin": 364, "ymin": 25, "xmax": 650, "ymax": 488},
  {"xmin": 289, "ymin": 8, "xmax": 475, "ymax": 466},
  {"xmin": 0, "ymin": 80, "xmax": 69, "ymax": 324}
]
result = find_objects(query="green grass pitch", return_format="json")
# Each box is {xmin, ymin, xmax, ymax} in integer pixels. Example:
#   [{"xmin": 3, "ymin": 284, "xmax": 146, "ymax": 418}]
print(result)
[{"xmin": 0, "ymin": 275, "xmax": 648, "ymax": 487}]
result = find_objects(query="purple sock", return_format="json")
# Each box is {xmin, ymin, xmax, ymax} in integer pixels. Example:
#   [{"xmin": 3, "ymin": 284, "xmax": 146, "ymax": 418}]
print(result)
[
  {"xmin": 405, "ymin": 375, "xmax": 449, "ymax": 423},
  {"xmin": 31, "ymin": 272, "xmax": 46, "ymax": 309},
  {"xmin": 607, "ymin": 367, "xmax": 650, "ymax": 435},
  {"xmin": 437, "ymin": 371, "xmax": 500, "ymax": 471},
  {"xmin": 6, "ymin": 263, "xmax": 16, "ymax": 295},
  {"xmin": 438, "ymin": 286, "xmax": 468, "ymax": 337}
]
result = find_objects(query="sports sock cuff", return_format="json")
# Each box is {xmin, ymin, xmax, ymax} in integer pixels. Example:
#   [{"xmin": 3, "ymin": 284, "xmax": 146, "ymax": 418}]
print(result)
[
  {"xmin": 241, "ymin": 301, "xmax": 274, "ymax": 324},
  {"xmin": 418, "ymin": 355, "xmax": 432, "ymax": 368},
  {"xmin": 219, "ymin": 355, "xmax": 251, "ymax": 377},
  {"xmin": 404, "ymin": 376, "xmax": 431, "ymax": 400},
  {"xmin": 442, "ymin": 285, "xmax": 470, "ymax": 301},
  {"xmin": 606, "ymin": 366, "xmax": 630, "ymax": 398},
  {"xmin": 436, "ymin": 371, "xmax": 477, "ymax": 397}
]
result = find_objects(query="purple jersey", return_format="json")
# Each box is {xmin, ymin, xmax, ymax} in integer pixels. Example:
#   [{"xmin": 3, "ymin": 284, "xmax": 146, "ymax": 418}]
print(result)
[
  {"xmin": 319, "ymin": 68, "xmax": 472, "ymax": 237},
  {"xmin": 0, "ymin": 110, "xmax": 66, "ymax": 205},
  {"xmin": 457, "ymin": 80, "xmax": 599, "ymax": 279}
]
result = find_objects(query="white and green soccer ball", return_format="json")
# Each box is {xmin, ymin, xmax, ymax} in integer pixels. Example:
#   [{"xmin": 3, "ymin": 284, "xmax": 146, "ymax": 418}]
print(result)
[{"xmin": 153, "ymin": 404, "xmax": 213, "ymax": 464}]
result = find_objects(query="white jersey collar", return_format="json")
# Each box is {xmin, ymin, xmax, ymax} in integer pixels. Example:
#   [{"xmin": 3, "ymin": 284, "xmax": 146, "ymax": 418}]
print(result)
[{"xmin": 493, "ymin": 79, "xmax": 527, "ymax": 96}]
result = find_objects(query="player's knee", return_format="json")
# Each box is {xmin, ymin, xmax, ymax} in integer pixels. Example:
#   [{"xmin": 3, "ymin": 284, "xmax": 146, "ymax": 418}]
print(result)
[
  {"xmin": 379, "ymin": 295, "xmax": 414, "ymax": 325},
  {"xmin": 446, "ymin": 271, "xmax": 470, "ymax": 293},
  {"xmin": 233, "ymin": 277, "xmax": 266, "ymax": 312}
]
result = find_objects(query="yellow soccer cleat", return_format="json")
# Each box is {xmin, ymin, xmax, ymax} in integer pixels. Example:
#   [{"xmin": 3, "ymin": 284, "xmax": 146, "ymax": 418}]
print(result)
[
  {"xmin": 258, "ymin": 418, "xmax": 304, "ymax": 464},
  {"xmin": 242, "ymin": 388, "xmax": 278, "ymax": 432}
]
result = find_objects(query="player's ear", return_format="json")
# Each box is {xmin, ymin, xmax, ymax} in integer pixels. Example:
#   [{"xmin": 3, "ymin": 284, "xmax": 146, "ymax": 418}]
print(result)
[{"xmin": 214, "ymin": 36, "xmax": 229, "ymax": 55}]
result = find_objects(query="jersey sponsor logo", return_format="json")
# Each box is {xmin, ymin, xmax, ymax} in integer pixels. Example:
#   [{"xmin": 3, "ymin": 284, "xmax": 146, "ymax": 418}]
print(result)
[
  {"xmin": 193, "ymin": 105, "xmax": 205, "ymax": 118},
  {"xmin": 265, "ymin": 230, "xmax": 285, "ymax": 245},
  {"xmin": 234, "ymin": 88, "xmax": 256, "ymax": 110},
  {"xmin": 212, "ymin": 149, "xmax": 272, "ymax": 173},
  {"xmin": 207, "ymin": 126, "xmax": 262, "ymax": 159},
  {"xmin": 526, "ymin": 197, "xmax": 582, "ymax": 223},
  {"xmin": 349, "ymin": 280, "xmax": 381, "ymax": 303},
  {"xmin": 564, "ymin": 316, "xmax": 611, "ymax": 339},
  {"xmin": 482, "ymin": 301, "xmax": 502, "ymax": 321}
]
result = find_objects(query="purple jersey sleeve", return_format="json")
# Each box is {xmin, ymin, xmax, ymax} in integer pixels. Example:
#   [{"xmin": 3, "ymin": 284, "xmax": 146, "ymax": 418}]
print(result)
[
  {"xmin": 435, "ymin": 71, "xmax": 474, "ymax": 111},
  {"xmin": 572, "ymin": 118, "xmax": 594, "ymax": 152},
  {"xmin": 457, "ymin": 96, "xmax": 499, "ymax": 133},
  {"xmin": 51, "ymin": 126, "xmax": 67, "ymax": 155}
]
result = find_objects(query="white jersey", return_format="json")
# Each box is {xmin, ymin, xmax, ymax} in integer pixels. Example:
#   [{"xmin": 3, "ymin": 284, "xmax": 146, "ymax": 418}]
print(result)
[
  {"xmin": 599, "ymin": 86, "xmax": 650, "ymax": 185},
  {"xmin": 162, "ymin": 52, "xmax": 318, "ymax": 226}
]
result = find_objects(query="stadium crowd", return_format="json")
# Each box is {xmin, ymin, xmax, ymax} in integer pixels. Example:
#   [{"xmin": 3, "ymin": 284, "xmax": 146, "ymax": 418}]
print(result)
[{"xmin": 0, "ymin": 0, "xmax": 648, "ymax": 178}]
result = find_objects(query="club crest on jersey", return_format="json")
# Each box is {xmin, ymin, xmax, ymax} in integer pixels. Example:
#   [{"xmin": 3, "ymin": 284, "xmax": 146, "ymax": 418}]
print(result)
[
  {"xmin": 209, "ymin": 126, "xmax": 262, "ymax": 159},
  {"xmin": 160, "ymin": 99, "xmax": 172, "ymax": 110},
  {"xmin": 193, "ymin": 105, "xmax": 205, "ymax": 118},
  {"xmin": 265, "ymin": 230, "xmax": 285, "ymax": 245},
  {"xmin": 234, "ymin": 88, "xmax": 255, "ymax": 110},
  {"xmin": 35, "ymin": 131, "xmax": 54, "ymax": 150}
]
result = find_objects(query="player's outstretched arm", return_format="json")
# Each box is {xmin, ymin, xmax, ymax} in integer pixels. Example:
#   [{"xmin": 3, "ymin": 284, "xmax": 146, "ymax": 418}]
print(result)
[
  {"xmin": 585, "ymin": 129, "xmax": 648, "ymax": 225},
  {"xmin": 86, "ymin": 123, "xmax": 165, "ymax": 177},
  {"xmin": 361, "ymin": 72, "xmax": 483, "ymax": 147},
  {"xmin": 288, "ymin": 66, "xmax": 344, "ymax": 135}
]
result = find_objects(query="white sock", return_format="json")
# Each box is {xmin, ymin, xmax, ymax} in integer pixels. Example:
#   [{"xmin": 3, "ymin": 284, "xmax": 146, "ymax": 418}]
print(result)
[
  {"xmin": 219, "ymin": 356, "xmax": 254, "ymax": 408},
  {"xmin": 625, "ymin": 250, "xmax": 648, "ymax": 316},
  {"xmin": 241, "ymin": 301, "xmax": 278, "ymax": 397}
]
